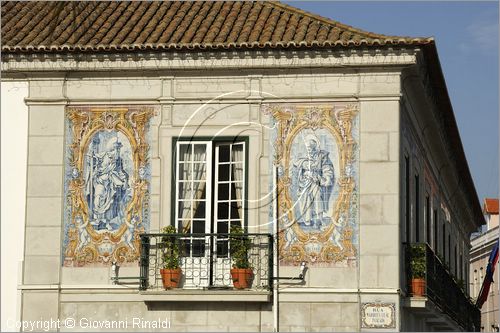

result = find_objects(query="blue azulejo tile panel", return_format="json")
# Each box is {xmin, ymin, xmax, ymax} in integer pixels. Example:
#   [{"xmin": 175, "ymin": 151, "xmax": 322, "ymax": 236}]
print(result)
[
  {"xmin": 62, "ymin": 106, "xmax": 155, "ymax": 267},
  {"xmin": 263, "ymin": 103, "xmax": 359, "ymax": 267}
]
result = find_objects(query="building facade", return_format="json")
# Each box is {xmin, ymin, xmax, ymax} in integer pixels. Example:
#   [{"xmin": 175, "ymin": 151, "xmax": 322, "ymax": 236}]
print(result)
[
  {"xmin": 470, "ymin": 199, "xmax": 499, "ymax": 332},
  {"xmin": 1, "ymin": 1, "xmax": 483, "ymax": 331}
]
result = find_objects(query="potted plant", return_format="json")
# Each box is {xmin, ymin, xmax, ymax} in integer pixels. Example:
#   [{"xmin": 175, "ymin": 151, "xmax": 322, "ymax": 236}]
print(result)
[
  {"xmin": 159, "ymin": 225, "xmax": 182, "ymax": 289},
  {"xmin": 229, "ymin": 225, "xmax": 253, "ymax": 289},
  {"xmin": 409, "ymin": 244, "xmax": 426, "ymax": 296}
]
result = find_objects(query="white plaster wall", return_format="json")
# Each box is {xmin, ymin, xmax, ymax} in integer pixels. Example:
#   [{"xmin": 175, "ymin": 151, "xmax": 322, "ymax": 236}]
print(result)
[
  {"xmin": 13, "ymin": 51, "xmax": 411, "ymax": 331},
  {"xmin": 1, "ymin": 81, "xmax": 28, "ymax": 332}
]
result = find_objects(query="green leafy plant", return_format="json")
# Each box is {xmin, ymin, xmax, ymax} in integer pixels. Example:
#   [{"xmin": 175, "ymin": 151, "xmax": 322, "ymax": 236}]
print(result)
[
  {"xmin": 161, "ymin": 225, "xmax": 180, "ymax": 269},
  {"xmin": 229, "ymin": 225, "xmax": 252, "ymax": 269},
  {"xmin": 410, "ymin": 244, "xmax": 426, "ymax": 279}
]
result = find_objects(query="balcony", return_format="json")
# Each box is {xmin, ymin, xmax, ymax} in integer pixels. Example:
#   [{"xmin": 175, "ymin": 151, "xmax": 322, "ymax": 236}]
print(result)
[
  {"xmin": 404, "ymin": 243, "xmax": 481, "ymax": 331},
  {"xmin": 138, "ymin": 232, "xmax": 272, "ymax": 300}
]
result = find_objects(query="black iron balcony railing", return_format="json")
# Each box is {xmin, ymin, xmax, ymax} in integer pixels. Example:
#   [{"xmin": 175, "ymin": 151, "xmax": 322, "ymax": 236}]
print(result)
[
  {"xmin": 139, "ymin": 233, "xmax": 273, "ymax": 291},
  {"xmin": 404, "ymin": 243, "xmax": 481, "ymax": 331}
]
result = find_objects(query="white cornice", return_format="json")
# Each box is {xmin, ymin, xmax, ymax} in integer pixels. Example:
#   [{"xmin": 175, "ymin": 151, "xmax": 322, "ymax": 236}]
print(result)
[{"xmin": 1, "ymin": 48, "xmax": 418, "ymax": 73}]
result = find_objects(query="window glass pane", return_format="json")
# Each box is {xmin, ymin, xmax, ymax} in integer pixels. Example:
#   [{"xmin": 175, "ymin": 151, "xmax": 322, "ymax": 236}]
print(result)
[
  {"xmin": 217, "ymin": 221, "xmax": 229, "ymax": 234},
  {"xmin": 178, "ymin": 182, "xmax": 192, "ymax": 199},
  {"xmin": 231, "ymin": 182, "xmax": 242, "ymax": 200},
  {"xmin": 178, "ymin": 144, "xmax": 192, "ymax": 162},
  {"xmin": 218, "ymin": 145, "xmax": 230, "ymax": 162},
  {"xmin": 178, "ymin": 219, "xmax": 191, "ymax": 233},
  {"xmin": 178, "ymin": 201, "xmax": 192, "ymax": 219},
  {"xmin": 193, "ymin": 144, "xmax": 206, "ymax": 161},
  {"xmin": 231, "ymin": 144, "xmax": 244, "ymax": 162},
  {"xmin": 191, "ymin": 163, "xmax": 206, "ymax": 181},
  {"xmin": 218, "ymin": 164, "xmax": 230, "ymax": 181},
  {"xmin": 193, "ymin": 220, "xmax": 205, "ymax": 234},
  {"xmin": 217, "ymin": 240, "xmax": 229, "ymax": 258},
  {"xmin": 230, "ymin": 144, "xmax": 244, "ymax": 212},
  {"xmin": 181, "ymin": 239, "xmax": 190, "ymax": 256},
  {"xmin": 178, "ymin": 163, "xmax": 192, "ymax": 180},
  {"xmin": 192, "ymin": 239, "xmax": 205, "ymax": 257},
  {"xmin": 193, "ymin": 201, "xmax": 206, "ymax": 219},
  {"xmin": 231, "ymin": 163, "xmax": 244, "ymax": 183},
  {"xmin": 230, "ymin": 201, "xmax": 242, "ymax": 219},
  {"xmin": 218, "ymin": 183, "xmax": 229, "ymax": 200},
  {"xmin": 193, "ymin": 183, "xmax": 206, "ymax": 200},
  {"xmin": 217, "ymin": 202, "xmax": 229, "ymax": 219}
]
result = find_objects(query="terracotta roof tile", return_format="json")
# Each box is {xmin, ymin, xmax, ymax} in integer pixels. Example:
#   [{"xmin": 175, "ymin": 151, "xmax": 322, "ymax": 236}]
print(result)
[
  {"xmin": 484, "ymin": 198, "xmax": 499, "ymax": 215},
  {"xmin": 1, "ymin": 1, "xmax": 433, "ymax": 53},
  {"xmin": 204, "ymin": 2, "xmax": 233, "ymax": 44},
  {"xmin": 171, "ymin": 2, "xmax": 199, "ymax": 44},
  {"xmin": 122, "ymin": 2, "xmax": 158, "ymax": 45},
  {"xmin": 181, "ymin": 2, "xmax": 210, "ymax": 44},
  {"xmin": 316, "ymin": 25, "xmax": 329, "ymax": 43},
  {"xmin": 226, "ymin": 2, "xmax": 252, "ymax": 43},
  {"xmin": 259, "ymin": 7, "xmax": 280, "ymax": 43},
  {"xmin": 192, "ymin": 1, "xmax": 221, "ymax": 44},
  {"xmin": 248, "ymin": 3, "xmax": 271, "ymax": 43},
  {"xmin": 237, "ymin": 2, "xmax": 262, "ymax": 43},
  {"xmin": 282, "ymin": 13, "xmax": 299, "ymax": 43},
  {"xmin": 215, "ymin": 1, "xmax": 241, "ymax": 43},
  {"xmin": 89, "ymin": 2, "xmax": 121, "ymax": 45},
  {"xmin": 271, "ymin": 10, "xmax": 289, "ymax": 43},
  {"xmin": 147, "ymin": 2, "xmax": 173, "ymax": 44}
]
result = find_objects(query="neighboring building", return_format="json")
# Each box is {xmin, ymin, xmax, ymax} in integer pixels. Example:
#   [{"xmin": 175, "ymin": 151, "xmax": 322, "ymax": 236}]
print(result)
[
  {"xmin": 484, "ymin": 198, "xmax": 499, "ymax": 230},
  {"xmin": 1, "ymin": 1, "xmax": 483, "ymax": 331},
  {"xmin": 470, "ymin": 198, "xmax": 499, "ymax": 332}
]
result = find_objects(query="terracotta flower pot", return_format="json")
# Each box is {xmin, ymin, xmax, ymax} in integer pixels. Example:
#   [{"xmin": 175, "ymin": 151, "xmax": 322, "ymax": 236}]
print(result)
[
  {"xmin": 160, "ymin": 268, "xmax": 182, "ymax": 289},
  {"xmin": 230, "ymin": 268, "xmax": 253, "ymax": 289},
  {"xmin": 411, "ymin": 278, "xmax": 426, "ymax": 296}
]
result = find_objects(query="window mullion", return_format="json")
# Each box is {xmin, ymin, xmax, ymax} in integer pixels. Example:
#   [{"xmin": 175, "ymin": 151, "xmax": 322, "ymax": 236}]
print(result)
[
  {"xmin": 213, "ymin": 145, "xmax": 219, "ymax": 235},
  {"xmin": 175, "ymin": 142, "xmax": 181, "ymax": 231},
  {"xmin": 228, "ymin": 143, "xmax": 232, "ymax": 225}
]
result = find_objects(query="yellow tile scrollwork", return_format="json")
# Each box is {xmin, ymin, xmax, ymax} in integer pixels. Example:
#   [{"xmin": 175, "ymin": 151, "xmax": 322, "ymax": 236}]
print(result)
[
  {"xmin": 63, "ymin": 106, "xmax": 155, "ymax": 267},
  {"xmin": 265, "ymin": 103, "xmax": 359, "ymax": 267}
]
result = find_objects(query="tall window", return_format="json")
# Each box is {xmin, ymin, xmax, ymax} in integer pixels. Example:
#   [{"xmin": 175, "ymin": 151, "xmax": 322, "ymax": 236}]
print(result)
[
  {"xmin": 454, "ymin": 244, "xmax": 457, "ymax": 276},
  {"xmin": 175, "ymin": 140, "xmax": 246, "ymax": 238},
  {"xmin": 473, "ymin": 269, "xmax": 478, "ymax": 297},
  {"xmin": 442, "ymin": 222, "xmax": 446, "ymax": 259},
  {"xmin": 448, "ymin": 234, "xmax": 451, "ymax": 266},
  {"xmin": 214, "ymin": 143, "xmax": 245, "ymax": 237},
  {"xmin": 433, "ymin": 208, "xmax": 438, "ymax": 251},
  {"xmin": 479, "ymin": 267, "xmax": 484, "ymax": 294},
  {"xmin": 425, "ymin": 195, "xmax": 431, "ymax": 245},
  {"xmin": 459, "ymin": 252, "xmax": 463, "ymax": 280},
  {"xmin": 174, "ymin": 139, "xmax": 246, "ymax": 287},
  {"xmin": 415, "ymin": 174, "xmax": 420, "ymax": 242},
  {"xmin": 405, "ymin": 156, "xmax": 410, "ymax": 242}
]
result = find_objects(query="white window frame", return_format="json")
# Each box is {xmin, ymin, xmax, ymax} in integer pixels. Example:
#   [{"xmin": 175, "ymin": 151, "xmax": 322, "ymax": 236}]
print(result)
[
  {"xmin": 175, "ymin": 140, "xmax": 247, "ymax": 234},
  {"xmin": 174, "ymin": 140, "xmax": 213, "ymax": 236},
  {"xmin": 213, "ymin": 142, "xmax": 246, "ymax": 235}
]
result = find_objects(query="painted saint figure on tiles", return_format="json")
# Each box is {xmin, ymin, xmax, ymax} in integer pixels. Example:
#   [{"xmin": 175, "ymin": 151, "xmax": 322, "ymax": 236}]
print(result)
[
  {"xmin": 85, "ymin": 133, "xmax": 131, "ymax": 231},
  {"xmin": 293, "ymin": 133, "xmax": 335, "ymax": 229}
]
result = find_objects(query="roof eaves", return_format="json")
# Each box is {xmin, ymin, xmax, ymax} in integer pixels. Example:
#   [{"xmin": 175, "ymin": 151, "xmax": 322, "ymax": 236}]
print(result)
[
  {"xmin": 1, "ymin": 36, "xmax": 435, "ymax": 54},
  {"xmin": 420, "ymin": 41, "xmax": 484, "ymax": 229}
]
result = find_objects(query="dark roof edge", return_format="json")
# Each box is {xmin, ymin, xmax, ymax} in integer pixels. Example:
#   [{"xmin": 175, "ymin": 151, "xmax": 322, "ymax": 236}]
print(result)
[
  {"xmin": 0, "ymin": 38, "xmax": 434, "ymax": 54},
  {"xmin": 421, "ymin": 41, "xmax": 484, "ymax": 229},
  {"xmin": 269, "ymin": 1, "xmax": 429, "ymax": 40}
]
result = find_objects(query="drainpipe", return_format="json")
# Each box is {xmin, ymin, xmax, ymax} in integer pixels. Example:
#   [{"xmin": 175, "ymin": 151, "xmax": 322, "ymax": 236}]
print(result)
[{"xmin": 273, "ymin": 166, "xmax": 279, "ymax": 332}]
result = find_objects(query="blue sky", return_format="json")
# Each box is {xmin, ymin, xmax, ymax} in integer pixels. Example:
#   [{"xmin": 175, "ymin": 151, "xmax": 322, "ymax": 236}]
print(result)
[{"xmin": 286, "ymin": 1, "xmax": 499, "ymax": 203}]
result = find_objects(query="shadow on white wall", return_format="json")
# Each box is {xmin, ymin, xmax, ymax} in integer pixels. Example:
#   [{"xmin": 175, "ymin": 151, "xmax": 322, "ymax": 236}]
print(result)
[{"xmin": 1, "ymin": 81, "xmax": 28, "ymax": 332}]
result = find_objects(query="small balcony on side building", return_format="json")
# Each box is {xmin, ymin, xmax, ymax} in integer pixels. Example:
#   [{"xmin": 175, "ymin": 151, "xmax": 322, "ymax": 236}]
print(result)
[{"xmin": 404, "ymin": 243, "xmax": 481, "ymax": 331}]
